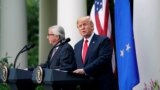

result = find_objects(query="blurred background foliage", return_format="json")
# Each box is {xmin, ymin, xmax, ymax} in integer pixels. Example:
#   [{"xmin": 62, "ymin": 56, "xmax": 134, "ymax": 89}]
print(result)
[
  {"xmin": 27, "ymin": 0, "xmax": 94, "ymax": 68},
  {"xmin": 27, "ymin": 0, "xmax": 39, "ymax": 68}
]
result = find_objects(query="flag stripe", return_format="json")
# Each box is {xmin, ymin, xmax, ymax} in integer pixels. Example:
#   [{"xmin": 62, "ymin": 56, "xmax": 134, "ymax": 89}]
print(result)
[
  {"xmin": 103, "ymin": 0, "xmax": 109, "ymax": 36},
  {"xmin": 95, "ymin": 15, "xmax": 104, "ymax": 35}
]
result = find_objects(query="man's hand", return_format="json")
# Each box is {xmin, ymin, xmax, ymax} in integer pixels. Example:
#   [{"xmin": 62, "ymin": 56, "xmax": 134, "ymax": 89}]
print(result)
[{"xmin": 73, "ymin": 68, "xmax": 85, "ymax": 75}]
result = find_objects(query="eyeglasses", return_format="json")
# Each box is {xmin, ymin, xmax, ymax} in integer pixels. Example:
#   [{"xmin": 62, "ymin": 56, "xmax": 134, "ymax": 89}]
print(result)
[{"xmin": 47, "ymin": 34, "xmax": 55, "ymax": 36}]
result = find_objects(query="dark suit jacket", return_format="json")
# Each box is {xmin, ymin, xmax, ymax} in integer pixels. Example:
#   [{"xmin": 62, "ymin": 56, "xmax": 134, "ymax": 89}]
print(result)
[
  {"xmin": 74, "ymin": 34, "xmax": 117, "ymax": 90},
  {"xmin": 42, "ymin": 43, "xmax": 76, "ymax": 71}
]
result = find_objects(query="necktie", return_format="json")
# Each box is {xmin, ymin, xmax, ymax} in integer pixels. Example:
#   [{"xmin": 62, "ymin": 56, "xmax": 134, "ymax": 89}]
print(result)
[
  {"xmin": 82, "ymin": 40, "xmax": 88, "ymax": 63},
  {"xmin": 48, "ymin": 48, "xmax": 57, "ymax": 61},
  {"xmin": 51, "ymin": 48, "xmax": 57, "ymax": 59}
]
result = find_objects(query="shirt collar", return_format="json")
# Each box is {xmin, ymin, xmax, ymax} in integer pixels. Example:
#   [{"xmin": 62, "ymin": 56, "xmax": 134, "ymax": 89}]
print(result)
[{"xmin": 83, "ymin": 33, "xmax": 94, "ymax": 45}]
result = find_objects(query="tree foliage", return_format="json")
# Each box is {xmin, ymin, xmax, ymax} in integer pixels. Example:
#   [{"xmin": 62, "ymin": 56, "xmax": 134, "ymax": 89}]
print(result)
[{"xmin": 27, "ymin": 0, "xmax": 39, "ymax": 68}]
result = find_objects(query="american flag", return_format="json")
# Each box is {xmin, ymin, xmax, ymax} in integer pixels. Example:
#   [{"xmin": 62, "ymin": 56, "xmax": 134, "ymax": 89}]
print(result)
[{"xmin": 90, "ymin": 0, "xmax": 116, "ymax": 73}]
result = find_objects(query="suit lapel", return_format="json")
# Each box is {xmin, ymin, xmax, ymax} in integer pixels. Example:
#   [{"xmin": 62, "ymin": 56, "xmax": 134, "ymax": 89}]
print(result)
[{"xmin": 76, "ymin": 40, "xmax": 84, "ymax": 66}]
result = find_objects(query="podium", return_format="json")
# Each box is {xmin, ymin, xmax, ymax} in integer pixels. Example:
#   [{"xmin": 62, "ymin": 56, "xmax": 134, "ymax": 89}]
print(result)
[
  {"xmin": 0, "ymin": 66, "xmax": 95, "ymax": 90},
  {"xmin": 0, "ymin": 67, "xmax": 35, "ymax": 90},
  {"xmin": 32, "ymin": 68, "xmax": 95, "ymax": 90}
]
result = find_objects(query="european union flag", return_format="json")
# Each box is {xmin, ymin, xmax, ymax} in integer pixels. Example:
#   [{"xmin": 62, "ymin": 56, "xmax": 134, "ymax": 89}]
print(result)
[{"xmin": 114, "ymin": 0, "xmax": 140, "ymax": 90}]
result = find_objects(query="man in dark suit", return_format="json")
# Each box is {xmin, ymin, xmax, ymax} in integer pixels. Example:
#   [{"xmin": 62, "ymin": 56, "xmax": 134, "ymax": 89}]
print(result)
[
  {"xmin": 73, "ymin": 16, "xmax": 117, "ymax": 90},
  {"xmin": 40, "ymin": 25, "xmax": 76, "ymax": 90},
  {"xmin": 41, "ymin": 25, "xmax": 76, "ymax": 71}
]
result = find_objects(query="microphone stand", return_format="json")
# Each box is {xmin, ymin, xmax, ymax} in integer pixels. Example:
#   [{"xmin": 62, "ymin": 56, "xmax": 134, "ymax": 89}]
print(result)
[{"xmin": 13, "ymin": 45, "xmax": 27, "ymax": 68}]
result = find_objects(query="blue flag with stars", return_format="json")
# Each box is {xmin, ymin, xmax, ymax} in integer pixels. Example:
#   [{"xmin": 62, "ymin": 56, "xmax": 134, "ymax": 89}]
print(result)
[{"xmin": 114, "ymin": 0, "xmax": 140, "ymax": 90}]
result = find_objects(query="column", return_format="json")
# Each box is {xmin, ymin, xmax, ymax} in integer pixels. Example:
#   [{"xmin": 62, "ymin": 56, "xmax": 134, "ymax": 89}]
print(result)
[
  {"xmin": 58, "ymin": 0, "xmax": 87, "ymax": 46},
  {"xmin": 0, "ymin": 0, "xmax": 27, "ymax": 69},
  {"xmin": 0, "ymin": 0, "xmax": 1, "ymax": 53},
  {"xmin": 39, "ymin": 0, "xmax": 57, "ymax": 64}
]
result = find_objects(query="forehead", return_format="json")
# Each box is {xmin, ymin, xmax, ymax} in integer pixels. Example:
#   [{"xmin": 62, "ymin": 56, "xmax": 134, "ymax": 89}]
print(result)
[
  {"xmin": 48, "ymin": 28, "xmax": 53, "ymax": 33},
  {"xmin": 77, "ymin": 17, "xmax": 90, "ymax": 24}
]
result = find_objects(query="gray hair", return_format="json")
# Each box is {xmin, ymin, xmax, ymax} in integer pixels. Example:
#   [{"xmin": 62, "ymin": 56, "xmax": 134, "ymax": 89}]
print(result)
[{"xmin": 50, "ymin": 25, "xmax": 65, "ymax": 40}]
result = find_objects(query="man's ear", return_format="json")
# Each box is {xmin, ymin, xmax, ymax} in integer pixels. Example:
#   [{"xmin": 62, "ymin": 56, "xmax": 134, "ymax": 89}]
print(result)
[{"xmin": 91, "ymin": 23, "xmax": 94, "ymax": 30}]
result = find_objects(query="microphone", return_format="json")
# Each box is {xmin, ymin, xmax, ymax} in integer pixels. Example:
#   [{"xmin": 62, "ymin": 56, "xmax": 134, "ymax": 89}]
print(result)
[
  {"xmin": 21, "ymin": 44, "xmax": 35, "ymax": 53},
  {"xmin": 60, "ymin": 38, "xmax": 71, "ymax": 45},
  {"xmin": 14, "ymin": 44, "xmax": 35, "ymax": 68},
  {"xmin": 54, "ymin": 38, "xmax": 71, "ymax": 48}
]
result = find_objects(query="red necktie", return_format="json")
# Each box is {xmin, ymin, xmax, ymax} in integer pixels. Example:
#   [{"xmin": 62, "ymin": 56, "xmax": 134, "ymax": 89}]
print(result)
[{"xmin": 82, "ymin": 40, "xmax": 88, "ymax": 63}]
